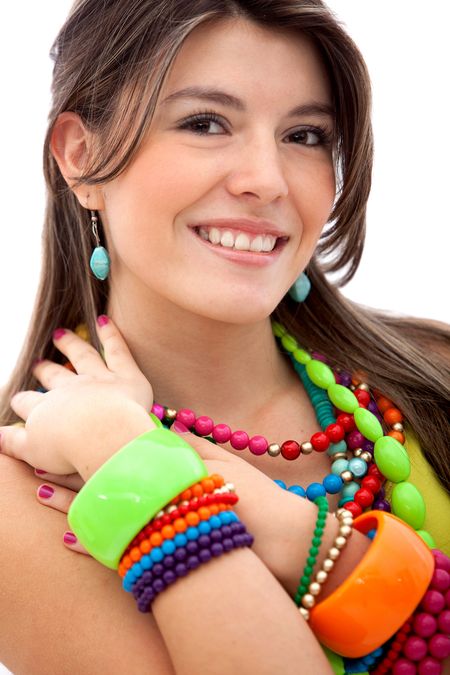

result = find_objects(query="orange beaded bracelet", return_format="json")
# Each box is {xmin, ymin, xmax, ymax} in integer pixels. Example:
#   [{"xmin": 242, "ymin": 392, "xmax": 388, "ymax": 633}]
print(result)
[{"xmin": 308, "ymin": 510, "xmax": 434, "ymax": 657}]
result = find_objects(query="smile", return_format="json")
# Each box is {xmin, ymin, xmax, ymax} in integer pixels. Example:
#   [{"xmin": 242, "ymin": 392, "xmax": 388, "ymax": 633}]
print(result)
[{"xmin": 189, "ymin": 226, "xmax": 289, "ymax": 267}]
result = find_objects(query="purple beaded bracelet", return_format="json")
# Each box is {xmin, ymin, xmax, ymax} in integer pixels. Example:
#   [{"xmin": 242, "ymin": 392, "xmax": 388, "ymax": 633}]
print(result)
[{"xmin": 134, "ymin": 527, "xmax": 254, "ymax": 612}]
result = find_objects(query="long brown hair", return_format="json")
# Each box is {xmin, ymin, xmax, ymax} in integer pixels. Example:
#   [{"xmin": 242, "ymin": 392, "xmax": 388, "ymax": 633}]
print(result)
[{"xmin": 1, "ymin": 0, "xmax": 449, "ymax": 492}]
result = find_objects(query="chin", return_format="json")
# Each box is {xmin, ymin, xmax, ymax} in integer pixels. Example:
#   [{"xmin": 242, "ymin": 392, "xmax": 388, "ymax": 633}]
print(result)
[{"xmin": 188, "ymin": 290, "xmax": 284, "ymax": 325}]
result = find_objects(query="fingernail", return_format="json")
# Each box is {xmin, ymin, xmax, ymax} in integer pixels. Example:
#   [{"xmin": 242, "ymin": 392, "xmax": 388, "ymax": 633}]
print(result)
[
  {"xmin": 97, "ymin": 315, "xmax": 109, "ymax": 327},
  {"xmin": 38, "ymin": 484, "xmax": 54, "ymax": 499},
  {"xmin": 172, "ymin": 420, "xmax": 189, "ymax": 434},
  {"xmin": 64, "ymin": 531, "xmax": 77, "ymax": 545},
  {"xmin": 35, "ymin": 469, "xmax": 47, "ymax": 475},
  {"xmin": 53, "ymin": 328, "xmax": 66, "ymax": 340}
]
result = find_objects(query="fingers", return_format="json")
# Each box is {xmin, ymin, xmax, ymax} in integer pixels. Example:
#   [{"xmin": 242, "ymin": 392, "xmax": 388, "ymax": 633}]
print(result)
[
  {"xmin": 49, "ymin": 327, "xmax": 108, "ymax": 379},
  {"xmin": 0, "ymin": 424, "xmax": 28, "ymax": 463},
  {"xmin": 10, "ymin": 390, "xmax": 44, "ymax": 421},
  {"xmin": 36, "ymin": 482, "xmax": 91, "ymax": 556},
  {"xmin": 62, "ymin": 531, "xmax": 91, "ymax": 556},
  {"xmin": 95, "ymin": 315, "xmax": 144, "ymax": 377},
  {"xmin": 32, "ymin": 359, "xmax": 77, "ymax": 391},
  {"xmin": 34, "ymin": 469, "xmax": 85, "ymax": 491}
]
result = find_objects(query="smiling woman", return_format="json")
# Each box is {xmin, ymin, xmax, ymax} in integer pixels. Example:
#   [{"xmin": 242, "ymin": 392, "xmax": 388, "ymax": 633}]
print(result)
[{"xmin": 0, "ymin": 1, "xmax": 449, "ymax": 674}]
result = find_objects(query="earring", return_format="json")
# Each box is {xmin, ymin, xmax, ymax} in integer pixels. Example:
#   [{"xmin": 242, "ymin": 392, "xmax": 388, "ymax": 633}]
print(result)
[
  {"xmin": 288, "ymin": 271, "xmax": 311, "ymax": 302},
  {"xmin": 89, "ymin": 210, "xmax": 110, "ymax": 280}
]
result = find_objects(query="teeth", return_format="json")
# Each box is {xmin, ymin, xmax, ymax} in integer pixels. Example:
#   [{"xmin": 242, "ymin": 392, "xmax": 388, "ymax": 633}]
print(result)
[
  {"xmin": 234, "ymin": 233, "xmax": 251, "ymax": 250},
  {"xmin": 220, "ymin": 231, "xmax": 235, "ymax": 248},
  {"xmin": 250, "ymin": 235, "xmax": 264, "ymax": 252},
  {"xmin": 209, "ymin": 227, "xmax": 221, "ymax": 244},
  {"xmin": 197, "ymin": 227, "xmax": 278, "ymax": 252},
  {"xmin": 262, "ymin": 235, "xmax": 275, "ymax": 252}
]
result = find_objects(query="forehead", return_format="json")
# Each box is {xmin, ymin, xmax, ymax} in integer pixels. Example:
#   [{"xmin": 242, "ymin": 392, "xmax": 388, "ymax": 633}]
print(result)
[{"xmin": 160, "ymin": 17, "xmax": 332, "ymax": 108}]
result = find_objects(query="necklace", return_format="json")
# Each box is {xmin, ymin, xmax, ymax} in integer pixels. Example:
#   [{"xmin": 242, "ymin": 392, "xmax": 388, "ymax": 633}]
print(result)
[
  {"xmin": 143, "ymin": 320, "xmax": 435, "ymax": 549},
  {"xmin": 68, "ymin": 320, "xmax": 435, "ymax": 547}
]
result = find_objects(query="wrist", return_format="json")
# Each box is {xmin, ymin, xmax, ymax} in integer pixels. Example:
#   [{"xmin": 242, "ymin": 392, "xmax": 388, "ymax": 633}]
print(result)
[
  {"xmin": 72, "ymin": 400, "xmax": 156, "ymax": 481},
  {"xmin": 269, "ymin": 490, "xmax": 370, "ymax": 598}
]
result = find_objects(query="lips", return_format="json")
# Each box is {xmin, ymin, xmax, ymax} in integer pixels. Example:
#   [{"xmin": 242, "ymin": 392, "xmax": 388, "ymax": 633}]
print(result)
[
  {"xmin": 188, "ymin": 217, "xmax": 289, "ymax": 239},
  {"xmin": 188, "ymin": 225, "xmax": 288, "ymax": 267}
]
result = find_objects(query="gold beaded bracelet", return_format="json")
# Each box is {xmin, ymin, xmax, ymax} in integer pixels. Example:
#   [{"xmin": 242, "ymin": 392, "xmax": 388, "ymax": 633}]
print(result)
[{"xmin": 299, "ymin": 507, "xmax": 354, "ymax": 620}]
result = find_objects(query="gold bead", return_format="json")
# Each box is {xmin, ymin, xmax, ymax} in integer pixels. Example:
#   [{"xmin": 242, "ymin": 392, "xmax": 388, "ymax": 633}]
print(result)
[
  {"xmin": 301, "ymin": 441, "xmax": 313, "ymax": 455},
  {"xmin": 339, "ymin": 509, "xmax": 353, "ymax": 520},
  {"xmin": 301, "ymin": 593, "xmax": 316, "ymax": 608},
  {"xmin": 180, "ymin": 500, "xmax": 190, "ymax": 507},
  {"xmin": 342, "ymin": 517, "xmax": 354, "ymax": 527},
  {"xmin": 268, "ymin": 443, "xmax": 281, "ymax": 457},
  {"xmin": 299, "ymin": 607, "xmax": 310, "ymax": 620},
  {"xmin": 392, "ymin": 422, "xmax": 404, "ymax": 432},
  {"xmin": 74, "ymin": 323, "xmax": 90, "ymax": 341},
  {"xmin": 350, "ymin": 384, "xmax": 356, "ymax": 391},
  {"xmin": 330, "ymin": 452, "xmax": 347, "ymax": 461},
  {"xmin": 165, "ymin": 408, "xmax": 177, "ymax": 420},
  {"xmin": 340, "ymin": 470, "xmax": 353, "ymax": 483},
  {"xmin": 225, "ymin": 482, "xmax": 235, "ymax": 492},
  {"xmin": 309, "ymin": 582, "xmax": 322, "ymax": 596},
  {"xmin": 322, "ymin": 558, "xmax": 334, "ymax": 572},
  {"xmin": 334, "ymin": 536, "xmax": 347, "ymax": 549},
  {"xmin": 360, "ymin": 451, "xmax": 372, "ymax": 463},
  {"xmin": 155, "ymin": 510, "xmax": 164, "ymax": 519},
  {"xmin": 356, "ymin": 383, "xmax": 369, "ymax": 391},
  {"xmin": 166, "ymin": 505, "xmax": 177, "ymax": 514},
  {"xmin": 328, "ymin": 547, "xmax": 341, "ymax": 560},
  {"xmin": 339, "ymin": 525, "xmax": 353, "ymax": 538},
  {"xmin": 335, "ymin": 507, "xmax": 346, "ymax": 517},
  {"xmin": 316, "ymin": 570, "xmax": 328, "ymax": 584},
  {"xmin": 353, "ymin": 448, "xmax": 363, "ymax": 457}
]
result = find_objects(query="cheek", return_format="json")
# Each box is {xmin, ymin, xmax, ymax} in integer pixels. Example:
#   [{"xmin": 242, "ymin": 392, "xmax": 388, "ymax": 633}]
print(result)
[{"xmin": 293, "ymin": 157, "xmax": 336, "ymax": 246}]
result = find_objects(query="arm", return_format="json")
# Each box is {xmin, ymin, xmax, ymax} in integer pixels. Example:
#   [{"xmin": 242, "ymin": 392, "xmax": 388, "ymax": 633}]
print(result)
[{"xmin": 0, "ymin": 455, "xmax": 332, "ymax": 675}]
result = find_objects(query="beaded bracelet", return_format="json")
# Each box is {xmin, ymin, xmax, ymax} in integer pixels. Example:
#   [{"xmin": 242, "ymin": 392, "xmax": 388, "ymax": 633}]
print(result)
[
  {"xmin": 299, "ymin": 507, "xmax": 354, "ymax": 620},
  {"xmin": 119, "ymin": 500, "xmax": 235, "ymax": 575},
  {"xmin": 294, "ymin": 495, "xmax": 328, "ymax": 607},
  {"xmin": 128, "ymin": 513, "xmax": 254, "ymax": 612}
]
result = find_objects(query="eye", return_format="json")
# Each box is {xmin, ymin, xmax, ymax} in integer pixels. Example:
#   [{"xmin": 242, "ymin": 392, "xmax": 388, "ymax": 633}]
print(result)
[
  {"xmin": 177, "ymin": 111, "xmax": 227, "ymax": 136},
  {"xmin": 286, "ymin": 126, "xmax": 332, "ymax": 147}
]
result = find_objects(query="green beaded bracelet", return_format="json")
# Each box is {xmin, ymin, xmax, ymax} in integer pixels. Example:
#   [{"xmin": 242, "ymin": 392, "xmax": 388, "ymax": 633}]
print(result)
[
  {"xmin": 68, "ymin": 428, "xmax": 208, "ymax": 569},
  {"xmin": 294, "ymin": 495, "xmax": 329, "ymax": 606}
]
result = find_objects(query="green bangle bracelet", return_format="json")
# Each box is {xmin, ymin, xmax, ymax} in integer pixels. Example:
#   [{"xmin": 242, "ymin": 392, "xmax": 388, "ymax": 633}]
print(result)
[{"xmin": 68, "ymin": 428, "xmax": 207, "ymax": 569}]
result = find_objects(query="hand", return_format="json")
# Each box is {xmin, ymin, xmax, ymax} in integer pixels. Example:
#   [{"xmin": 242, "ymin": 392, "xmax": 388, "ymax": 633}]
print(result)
[
  {"xmin": 0, "ymin": 316, "xmax": 155, "ymax": 478},
  {"xmin": 170, "ymin": 423, "xmax": 308, "ymax": 578},
  {"xmin": 33, "ymin": 422, "xmax": 307, "ymax": 584}
]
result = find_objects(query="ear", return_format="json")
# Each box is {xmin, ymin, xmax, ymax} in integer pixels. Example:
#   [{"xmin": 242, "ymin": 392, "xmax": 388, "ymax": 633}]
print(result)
[{"xmin": 50, "ymin": 111, "xmax": 105, "ymax": 210}]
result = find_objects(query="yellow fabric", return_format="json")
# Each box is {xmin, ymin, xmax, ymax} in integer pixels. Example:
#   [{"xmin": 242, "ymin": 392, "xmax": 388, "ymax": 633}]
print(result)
[{"xmin": 384, "ymin": 428, "xmax": 450, "ymax": 557}]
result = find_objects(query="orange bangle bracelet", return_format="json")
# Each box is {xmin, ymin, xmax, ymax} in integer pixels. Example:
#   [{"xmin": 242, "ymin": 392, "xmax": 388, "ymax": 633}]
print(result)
[{"xmin": 308, "ymin": 510, "xmax": 434, "ymax": 658}]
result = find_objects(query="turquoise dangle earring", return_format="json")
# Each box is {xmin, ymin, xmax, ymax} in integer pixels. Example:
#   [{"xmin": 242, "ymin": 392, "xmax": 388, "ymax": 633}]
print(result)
[
  {"xmin": 288, "ymin": 271, "xmax": 311, "ymax": 302},
  {"xmin": 89, "ymin": 210, "xmax": 110, "ymax": 281}
]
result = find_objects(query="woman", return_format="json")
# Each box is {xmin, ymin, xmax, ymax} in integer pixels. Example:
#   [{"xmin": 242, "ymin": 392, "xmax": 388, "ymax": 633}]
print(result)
[{"xmin": 0, "ymin": 1, "xmax": 449, "ymax": 673}]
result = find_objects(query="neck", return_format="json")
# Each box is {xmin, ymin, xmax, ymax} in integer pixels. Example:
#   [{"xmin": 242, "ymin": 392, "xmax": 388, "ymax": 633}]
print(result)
[{"xmin": 106, "ymin": 282, "xmax": 297, "ymax": 424}]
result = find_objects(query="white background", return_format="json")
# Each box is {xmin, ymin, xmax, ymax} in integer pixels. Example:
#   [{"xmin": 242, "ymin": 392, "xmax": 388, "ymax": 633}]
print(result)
[{"xmin": 0, "ymin": 2, "xmax": 449, "ymax": 672}]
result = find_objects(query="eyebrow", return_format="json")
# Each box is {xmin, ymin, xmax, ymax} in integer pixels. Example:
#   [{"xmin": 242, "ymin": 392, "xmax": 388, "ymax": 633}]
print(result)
[{"xmin": 161, "ymin": 86, "xmax": 335, "ymax": 119}]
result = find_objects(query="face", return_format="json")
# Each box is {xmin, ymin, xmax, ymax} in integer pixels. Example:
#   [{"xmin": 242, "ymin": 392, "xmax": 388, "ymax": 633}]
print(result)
[{"xmin": 100, "ymin": 17, "xmax": 336, "ymax": 323}]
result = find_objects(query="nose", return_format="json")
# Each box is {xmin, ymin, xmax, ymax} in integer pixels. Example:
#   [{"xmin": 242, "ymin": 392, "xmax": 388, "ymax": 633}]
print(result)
[{"xmin": 225, "ymin": 132, "xmax": 289, "ymax": 204}]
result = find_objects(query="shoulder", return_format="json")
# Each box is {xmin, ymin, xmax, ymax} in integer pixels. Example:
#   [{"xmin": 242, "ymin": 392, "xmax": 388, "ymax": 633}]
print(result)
[{"xmin": 0, "ymin": 455, "xmax": 175, "ymax": 674}]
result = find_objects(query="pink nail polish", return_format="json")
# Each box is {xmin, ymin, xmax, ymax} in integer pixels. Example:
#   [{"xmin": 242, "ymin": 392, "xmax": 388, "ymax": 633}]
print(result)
[
  {"xmin": 97, "ymin": 315, "xmax": 109, "ymax": 327},
  {"xmin": 53, "ymin": 328, "xmax": 66, "ymax": 340},
  {"xmin": 35, "ymin": 469, "xmax": 47, "ymax": 475},
  {"xmin": 172, "ymin": 420, "xmax": 189, "ymax": 434},
  {"xmin": 38, "ymin": 484, "xmax": 54, "ymax": 499},
  {"xmin": 64, "ymin": 531, "xmax": 77, "ymax": 545}
]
